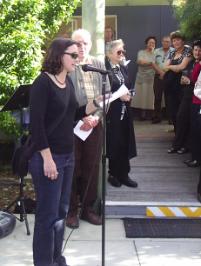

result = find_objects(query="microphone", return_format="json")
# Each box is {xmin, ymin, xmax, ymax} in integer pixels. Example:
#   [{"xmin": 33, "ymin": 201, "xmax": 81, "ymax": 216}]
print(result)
[{"xmin": 82, "ymin": 64, "xmax": 109, "ymax": 75}]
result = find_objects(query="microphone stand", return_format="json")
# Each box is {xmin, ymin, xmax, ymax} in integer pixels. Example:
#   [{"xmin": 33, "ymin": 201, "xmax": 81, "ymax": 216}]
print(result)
[
  {"xmin": 101, "ymin": 73, "xmax": 107, "ymax": 266},
  {"xmin": 81, "ymin": 65, "xmax": 109, "ymax": 265}
]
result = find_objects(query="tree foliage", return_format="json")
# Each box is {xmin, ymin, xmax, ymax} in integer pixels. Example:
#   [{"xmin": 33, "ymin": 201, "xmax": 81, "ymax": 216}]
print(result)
[
  {"xmin": 170, "ymin": 0, "xmax": 201, "ymax": 41},
  {"xmin": 0, "ymin": 0, "xmax": 80, "ymax": 138}
]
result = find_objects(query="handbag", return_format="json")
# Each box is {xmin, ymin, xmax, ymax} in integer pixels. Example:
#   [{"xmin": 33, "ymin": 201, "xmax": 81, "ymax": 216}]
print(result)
[
  {"xmin": 12, "ymin": 79, "xmax": 71, "ymax": 177},
  {"xmin": 194, "ymin": 72, "xmax": 201, "ymax": 100},
  {"xmin": 12, "ymin": 135, "xmax": 35, "ymax": 177}
]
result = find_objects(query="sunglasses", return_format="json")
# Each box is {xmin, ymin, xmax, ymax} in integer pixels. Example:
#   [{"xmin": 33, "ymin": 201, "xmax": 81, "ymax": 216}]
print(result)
[
  {"xmin": 64, "ymin": 52, "xmax": 79, "ymax": 59},
  {"xmin": 117, "ymin": 50, "xmax": 126, "ymax": 56}
]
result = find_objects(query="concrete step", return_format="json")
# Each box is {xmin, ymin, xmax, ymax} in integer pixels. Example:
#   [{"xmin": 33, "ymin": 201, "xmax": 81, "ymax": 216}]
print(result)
[{"xmin": 105, "ymin": 200, "xmax": 201, "ymax": 218}]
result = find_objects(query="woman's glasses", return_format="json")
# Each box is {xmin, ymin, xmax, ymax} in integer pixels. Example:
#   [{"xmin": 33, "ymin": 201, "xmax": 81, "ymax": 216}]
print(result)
[
  {"xmin": 117, "ymin": 50, "xmax": 126, "ymax": 56},
  {"xmin": 64, "ymin": 52, "xmax": 79, "ymax": 59}
]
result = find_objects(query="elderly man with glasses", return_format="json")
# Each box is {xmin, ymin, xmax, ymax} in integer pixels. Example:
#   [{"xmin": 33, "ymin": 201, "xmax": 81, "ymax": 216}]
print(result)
[{"xmin": 66, "ymin": 28, "xmax": 110, "ymax": 229}]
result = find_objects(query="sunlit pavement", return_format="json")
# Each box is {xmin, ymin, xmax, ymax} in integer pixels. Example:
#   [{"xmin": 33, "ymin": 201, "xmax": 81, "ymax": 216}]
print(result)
[{"xmin": 0, "ymin": 215, "xmax": 201, "ymax": 266}]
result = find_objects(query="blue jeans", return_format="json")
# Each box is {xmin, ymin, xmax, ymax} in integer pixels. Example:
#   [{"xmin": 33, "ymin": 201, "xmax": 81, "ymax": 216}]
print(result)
[{"xmin": 29, "ymin": 152, "xmax": 74, "ymax": 266}]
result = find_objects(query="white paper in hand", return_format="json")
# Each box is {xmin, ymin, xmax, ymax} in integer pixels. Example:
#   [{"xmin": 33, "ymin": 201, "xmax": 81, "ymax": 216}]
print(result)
[
  {"xmin": 99, "ymin": 84, "xmax": 129, "ymax": 107},
  {"xmin": 124, "ymin": 60, "xmax": 131, "ymax": 66},
  {"xmin": 74, "ymin": 120, "xmax": 93, "ymax": 141}
]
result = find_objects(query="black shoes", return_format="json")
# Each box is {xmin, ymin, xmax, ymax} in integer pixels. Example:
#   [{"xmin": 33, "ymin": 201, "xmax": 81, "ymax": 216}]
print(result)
[
  {"xmin": 183, "ymin": 159, "xmax": 200, "ymax": 167},
  {"xmin": 108, "ymin": 175, "xmax": 138, "ymax": 188},
  {"xmin": 177, "ymin": 147, "xmax": 188, "ymax": 154},
  {"xmin": 187, "ymin": 160, "xmax": 200, "ymax": 167},
  {"xmin": 121, "ymin": 176, "xmax": 138, "ymax": 188},
  {"xmin": 139, "ymin": 117, "xmax": 147, "ymax": 121},
  {"xmin": 168, "ymin": 147, "xmax": 188, "ymax": 154},
  {"xmin": 108, "ymin": 175, "xmax": 122, "ymax": 187},
  {"xmin": 183, "ymin": 159, "xmax": 192, "ymax": 165},
  {"xmin": 167, "ymin": 147, "xmax": 177, "ymax": 154},
  {"xmin": 152, "ymin": 118, "xmax": 161, "ymax": 124}
]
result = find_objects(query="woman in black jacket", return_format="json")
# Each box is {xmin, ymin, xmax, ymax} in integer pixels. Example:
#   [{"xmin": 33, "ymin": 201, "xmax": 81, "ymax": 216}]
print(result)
[{"xmin": 105, "ymin": 39, "xmax": 137, "ymax": 188}]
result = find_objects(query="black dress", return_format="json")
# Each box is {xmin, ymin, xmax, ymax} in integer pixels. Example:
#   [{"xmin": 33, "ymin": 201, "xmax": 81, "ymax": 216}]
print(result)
[
  {"xmin": 164, "ymin": 46, "xmax": 192, "ymax": 131},
  {"xmin": 105, "ymin": 59, "xmax": 137, "ymax": 181}
]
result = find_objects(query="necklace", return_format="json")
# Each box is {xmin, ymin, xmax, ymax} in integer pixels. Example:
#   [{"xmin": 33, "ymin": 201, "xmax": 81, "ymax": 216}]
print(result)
[
  {"xmin": 113, "ymin": 67, "xmax": 124, "ymax": 85},
  {"xmin": 54, "ymin": 75, "xmax": 66, "ymax": 85}
]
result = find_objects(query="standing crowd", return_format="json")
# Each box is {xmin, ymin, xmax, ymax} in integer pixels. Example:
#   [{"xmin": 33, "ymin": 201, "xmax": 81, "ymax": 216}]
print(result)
[
  {"xmin": 26, "ymin": 26, "xmax": 201, "ymax": 266},
  {"xmin": 131, "ymin": 30, "xmax": 201, "ymax": 202}
]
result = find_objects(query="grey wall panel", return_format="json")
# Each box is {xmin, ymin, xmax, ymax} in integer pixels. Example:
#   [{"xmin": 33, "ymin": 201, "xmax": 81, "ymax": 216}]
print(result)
[{"xmin": 105, "ymin": 5, "xmax": 178, "ymax": 86}]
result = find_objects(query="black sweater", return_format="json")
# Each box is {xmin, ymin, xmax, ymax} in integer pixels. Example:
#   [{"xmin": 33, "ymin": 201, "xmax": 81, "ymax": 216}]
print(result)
[{"xmin": 30, "ymin": 73, "xmax": 86, "ymax": 154}]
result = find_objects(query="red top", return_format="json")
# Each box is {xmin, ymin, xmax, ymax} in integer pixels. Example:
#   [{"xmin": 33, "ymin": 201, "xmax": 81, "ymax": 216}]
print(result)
[{"xmin": 192, "ymin": 62, "xmax": 201, "ymax": 104}]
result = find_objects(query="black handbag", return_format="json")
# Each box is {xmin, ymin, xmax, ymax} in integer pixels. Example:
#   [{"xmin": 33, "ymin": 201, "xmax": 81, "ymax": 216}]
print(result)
[
  {"xmin": 12, "ymin": 135, "xmax": 35, "ymax": 177},
  {"xmin": 12, "ymin": 80, "xmax": 71, "ymax": 177}
]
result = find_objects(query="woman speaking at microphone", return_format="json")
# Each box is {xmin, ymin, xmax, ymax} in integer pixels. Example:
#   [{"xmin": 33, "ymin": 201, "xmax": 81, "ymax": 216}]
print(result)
[
  {"xmin": 29, "ymin": 38, "xmax": 101, "ymax": 266},
  {"xmin": 105, "ymin": 39, "xmax": 137, "ymax": 188}
]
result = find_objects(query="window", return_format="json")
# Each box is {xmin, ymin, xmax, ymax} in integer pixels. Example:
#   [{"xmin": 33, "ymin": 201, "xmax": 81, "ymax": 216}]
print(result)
[{"xmin": 57, "ymin": 15, "xmax": 117, "ymax": 39}]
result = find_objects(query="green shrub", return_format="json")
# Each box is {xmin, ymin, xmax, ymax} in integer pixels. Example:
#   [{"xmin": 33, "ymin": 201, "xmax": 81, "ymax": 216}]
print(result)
[
  {"xmin": 170, "ymin": 0, "xmax": 201, "ymax": 41},
  {"xmin": 0, "ymin": 0, "xmax": 80, "ymax": 139}
]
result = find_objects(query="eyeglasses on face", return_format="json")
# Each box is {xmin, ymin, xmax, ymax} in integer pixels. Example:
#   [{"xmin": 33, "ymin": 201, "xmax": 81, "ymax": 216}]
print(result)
[
  {"xmin": 117, "ymin": 50, "xmax": 126, "ymax": 56},
  {"xmin": 63, "ymin": 52, "xmax": 79, "ymax": 59}
]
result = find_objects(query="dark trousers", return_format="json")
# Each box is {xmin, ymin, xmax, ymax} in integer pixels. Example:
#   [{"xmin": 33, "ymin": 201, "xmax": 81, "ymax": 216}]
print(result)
[
  {"xmin": 68, "ymin": 123, "xmax": 102, "ymax": 216},
  {"xmin": 172, "ymin": 90, "xmax": 192, "ymax": 149},
  {"xmin": 153, "ymin": 75, "xmax": 167, "ymax": 120},
  {"xmin": 29, "ymin": 152, "xmax": 74, "ymax": 266},
  {"xmin": 108, "ymin": 117, "xmax": 130, "ymax": 181},
  {"xmin": 166, "ymin": 89, "xmax": 182, "ymax": 132},
  {"xmin": 190, "ymin": 104, "xmax": 201, "ymax": 161}
]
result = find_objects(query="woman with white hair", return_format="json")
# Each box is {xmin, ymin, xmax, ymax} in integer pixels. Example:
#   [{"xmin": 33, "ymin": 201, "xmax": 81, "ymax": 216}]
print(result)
[{"xmin": 105, "ymin": 39, "xmax": 137, "ymax": 188}]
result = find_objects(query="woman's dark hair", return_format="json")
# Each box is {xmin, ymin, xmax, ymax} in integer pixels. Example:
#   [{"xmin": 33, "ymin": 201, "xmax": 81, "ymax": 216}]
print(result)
[
  {"xmin": 42, "ymin": 38, "xmax": 77, "ymax": 74},
  {"xmin": 192, "ymin": 39, "xmax": 201, "ymax": 49},
  {"xmin": 170, "ymin": 31, "xmax": 185, "ymax": 41},
  {"xmin": 145, "ymin": 36, "xmax": 157, "ymax": 45}
]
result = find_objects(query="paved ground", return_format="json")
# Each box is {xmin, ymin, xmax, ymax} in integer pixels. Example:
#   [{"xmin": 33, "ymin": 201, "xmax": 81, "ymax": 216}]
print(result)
[
  {"xmin": 0, "ymin": 215, "xmax": 201, "ymax": 266},
  {"xmin": 106, "ymin": 120, "xmax": 200, "ymax": 216}
]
